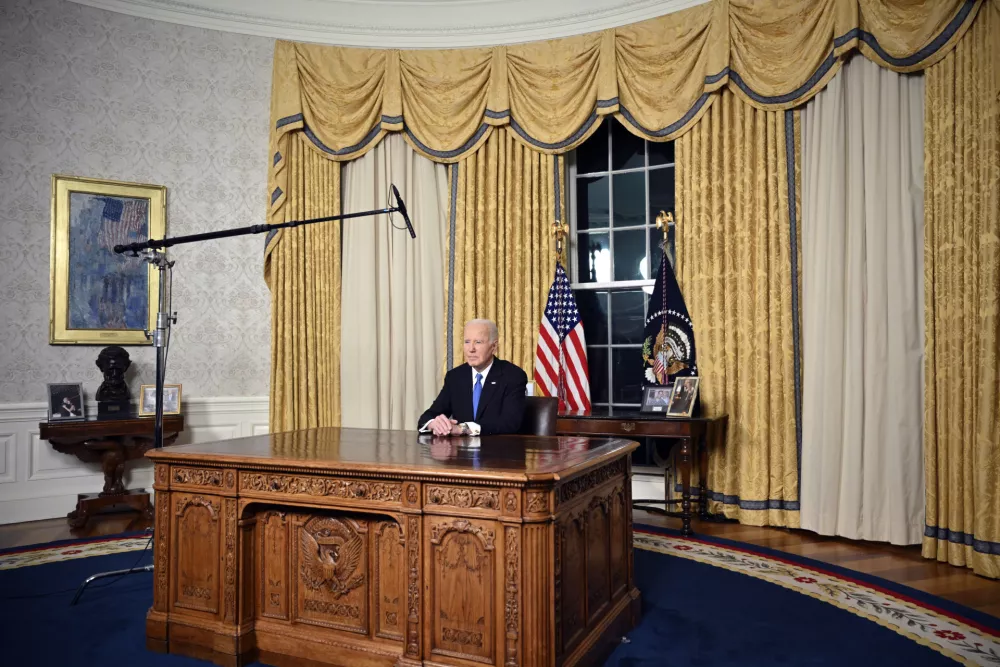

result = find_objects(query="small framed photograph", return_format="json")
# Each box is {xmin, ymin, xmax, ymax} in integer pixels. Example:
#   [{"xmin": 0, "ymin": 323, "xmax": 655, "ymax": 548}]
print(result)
[
  {"xmin": 666, "ymin": 376, "xmax": 699, "ymax": 417},
  {"xmin": 48, "ymin": 383, "xmax": 86, "ymax": 421},
  {"xmin": 139, "ymin": 384, "xmax": 182, "ymax": 416},
  {"xmin": 640, "ymin": 384, "xmax": 674, "ymax": 414}
]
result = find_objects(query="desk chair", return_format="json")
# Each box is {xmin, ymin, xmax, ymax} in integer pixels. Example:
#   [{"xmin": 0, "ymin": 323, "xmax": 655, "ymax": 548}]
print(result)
[{"xmin": 520, "ymin": 396, "xmax": 558, "ymax": 436}]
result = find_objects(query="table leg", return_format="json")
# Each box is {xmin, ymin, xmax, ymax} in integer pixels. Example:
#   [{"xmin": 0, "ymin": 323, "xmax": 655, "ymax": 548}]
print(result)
[
  {"xmin": 679, "ymin": 437, "xmax": 692, "ymax": 536},
  {"xmin": 698, "ymin": 430, "xmax": 709, "ymax": 520}
]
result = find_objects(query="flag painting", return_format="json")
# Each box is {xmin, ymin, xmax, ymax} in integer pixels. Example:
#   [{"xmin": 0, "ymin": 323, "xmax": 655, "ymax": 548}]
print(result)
[{"xmin": 534, "ymin": 263, "xmax": 591, "ymax": 414}]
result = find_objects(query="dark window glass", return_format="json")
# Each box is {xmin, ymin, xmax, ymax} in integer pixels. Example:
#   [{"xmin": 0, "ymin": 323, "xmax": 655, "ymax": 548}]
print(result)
[
  {"xmin": 613, "ymin": 229, "xmax": 645, "ymax": 282},
  {"xmin": 648, "ymin": 140, "xmax": 675, "ymax": 166},
  {"xmin": 612, "ymin": 347, "xmax": 643, "ymax": 404},
  {"xmin": 611, "ymin": 121, "xmax": 644, "ymax": 171},
  {"xmin": 587, "ymin": 347, "xmax": 609, "ymax": 404},
  {"xmin": 576, "ymin": 290, "xmax": 608, "ymax": 345},
  {"xmin": 576, "ymin": 176, "xmax": 609, "ymax": 231},
  {"xmin": 576, "ymin": 122, "xmax": 608, "ymax": 174},
  {"xmin": 648, "ymin": 166, "xmax": 674, "ymax": 224},
  {"xmin": 576, "ymin": 232, "xmax": 610, "ymax": 283},
  {"xmin": 610, "ymin": 290, "xmax": 645, "ymax": 344},
  {"xmin": 612, "ymin": 171, "xmax": 645, "ymax": 228}
]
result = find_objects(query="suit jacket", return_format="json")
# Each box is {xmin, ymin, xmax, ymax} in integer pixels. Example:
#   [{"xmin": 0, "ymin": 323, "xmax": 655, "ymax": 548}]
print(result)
[{"xmin": 417, "ymin": 358, "xmax": 527, "ymax": 436}]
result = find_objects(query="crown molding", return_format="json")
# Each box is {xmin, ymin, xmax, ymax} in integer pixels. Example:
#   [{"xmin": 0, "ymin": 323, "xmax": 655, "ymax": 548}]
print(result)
[{"xmin": 66, "ymin": 0, "xmax": 711, "ymax": 47}]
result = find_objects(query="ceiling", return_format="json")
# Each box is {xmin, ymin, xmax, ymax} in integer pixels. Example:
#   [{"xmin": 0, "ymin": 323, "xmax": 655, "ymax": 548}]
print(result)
[{"xmin": 67, "ymin": 0, "xmax": 710, "ymax": 47}]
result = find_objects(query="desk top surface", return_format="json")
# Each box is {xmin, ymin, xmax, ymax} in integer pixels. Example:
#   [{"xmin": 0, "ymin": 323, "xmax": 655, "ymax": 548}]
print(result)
[{"xmin": 146, "ymin": 427, "xmax": 638, "ymax": 482}]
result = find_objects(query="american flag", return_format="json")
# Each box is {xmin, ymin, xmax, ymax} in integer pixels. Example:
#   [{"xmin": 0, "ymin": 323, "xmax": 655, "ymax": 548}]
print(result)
[{"xmin": 534, "ymin": 262, "xmax": 591, "ymax": 414}]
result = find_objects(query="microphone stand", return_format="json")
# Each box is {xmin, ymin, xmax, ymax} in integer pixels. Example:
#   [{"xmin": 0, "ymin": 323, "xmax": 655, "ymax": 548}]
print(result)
[{"xmin": 70, "ymin": 195, "xmax": 412, "ymax": 605}]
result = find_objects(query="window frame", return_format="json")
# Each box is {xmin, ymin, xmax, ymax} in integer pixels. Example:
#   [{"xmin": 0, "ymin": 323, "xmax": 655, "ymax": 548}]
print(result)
[{"xmin": 566, "ymin": 123, "xmax": 676, "ymax": 415}]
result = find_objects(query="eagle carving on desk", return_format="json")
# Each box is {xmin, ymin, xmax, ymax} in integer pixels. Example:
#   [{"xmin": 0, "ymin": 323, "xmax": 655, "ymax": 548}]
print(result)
[{"xmin": 299, "ymin": 518, "xmax": 366, "ymax": 597}]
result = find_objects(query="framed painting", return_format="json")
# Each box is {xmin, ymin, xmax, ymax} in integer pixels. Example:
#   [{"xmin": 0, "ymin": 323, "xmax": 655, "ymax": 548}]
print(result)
[{"xmin": 49, "ymin": 175, "xmax": 166, "ymax": 345}]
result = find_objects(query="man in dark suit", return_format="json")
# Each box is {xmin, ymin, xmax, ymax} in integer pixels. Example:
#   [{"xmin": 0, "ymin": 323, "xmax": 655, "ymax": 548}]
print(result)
[{"xmin": 418, "ymin": 319, "xmax": 527, "ymax": 436}]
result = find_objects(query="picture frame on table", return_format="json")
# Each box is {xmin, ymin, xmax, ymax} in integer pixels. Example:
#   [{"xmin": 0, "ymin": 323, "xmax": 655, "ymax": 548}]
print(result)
[
  {"xmin": 47, "ymin": 383, "xmax": 86, "ymax": 422},
  {"xmin": 139, "ymin": 384, "xmax": 182, "ymax": 416},
  {"xmin": 49, "ymin": 174, "xmax": 166, "ymax": 345},
  {"xmin": 666, "ymin": 376, "xmax": 699, "ymax": 417},
  {"xmin": 640, "ymin": 384, "xmax": 674, "ymax": 414}
]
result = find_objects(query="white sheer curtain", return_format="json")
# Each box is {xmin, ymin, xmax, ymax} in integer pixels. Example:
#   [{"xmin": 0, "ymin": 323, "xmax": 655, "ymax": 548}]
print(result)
[
  {"xmin": 340, "ymin": 134, "xmax": 449, "ymax": 430},
  {"xmin": 800, "ymin": 55, "xmax": 926, "ymax": 545}
]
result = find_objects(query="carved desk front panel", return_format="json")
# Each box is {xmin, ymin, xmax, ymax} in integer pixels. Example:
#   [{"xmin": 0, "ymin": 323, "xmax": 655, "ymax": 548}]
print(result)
[{"xmin": 145, "ymin": 429, "xmax": 640, "ymax": 667}]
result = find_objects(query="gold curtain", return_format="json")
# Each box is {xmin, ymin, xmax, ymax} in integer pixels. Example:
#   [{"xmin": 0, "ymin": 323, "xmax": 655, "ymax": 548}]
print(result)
[
  {"xmin": 922, "ymin": 0, "xmax": 1000, "ymax": 578},
  {"xmin": 676, "ymin": 90, "xmax": 801, "ymax": 527},
  {"xmin": 447, "ymin": 127, "xmax": 560, "ymax": 378},
  {"xmin": 266, "ymin": 0, "xmax": 978, "ymax": 198},
  {"xmin": 265, "ymin": 133, "xmax": 342, "ymax": 432}
]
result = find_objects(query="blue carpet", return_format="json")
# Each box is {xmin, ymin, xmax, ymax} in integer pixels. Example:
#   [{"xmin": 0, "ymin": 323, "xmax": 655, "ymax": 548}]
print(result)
[{"xmin": 0, "ymin": 532, "xmax": 974, "ymax": 667}]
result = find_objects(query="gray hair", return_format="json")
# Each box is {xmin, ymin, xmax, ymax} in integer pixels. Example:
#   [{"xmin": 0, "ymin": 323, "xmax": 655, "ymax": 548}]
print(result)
[{"xmin": 465, "ymin": 318, "xmax": 499, "ymax": 343}]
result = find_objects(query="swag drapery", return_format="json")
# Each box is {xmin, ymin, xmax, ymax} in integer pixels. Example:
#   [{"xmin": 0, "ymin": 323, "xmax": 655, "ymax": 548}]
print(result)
[{"xmin": 263, "ymin": 0, "xmax": 998, "ymax": 555}]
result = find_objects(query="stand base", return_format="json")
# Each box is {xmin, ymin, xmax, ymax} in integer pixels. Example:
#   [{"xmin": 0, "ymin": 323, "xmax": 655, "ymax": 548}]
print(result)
[{"xmin": 68, "ymin": 488, "xmax": 152, "ymax": 529}]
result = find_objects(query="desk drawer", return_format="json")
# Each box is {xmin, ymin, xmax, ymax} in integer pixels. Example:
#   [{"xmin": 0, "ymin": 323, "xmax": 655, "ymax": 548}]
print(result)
[{"xmin": 556, "ymin": 418, "xmax": 694, "ymax": 438}]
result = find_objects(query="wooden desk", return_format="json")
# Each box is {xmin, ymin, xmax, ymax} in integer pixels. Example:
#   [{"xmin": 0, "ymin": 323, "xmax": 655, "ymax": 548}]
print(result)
[
  {"xmin": 556, "ymin": 413, "xmax": 728, "ymax": 536},
  {"xmin": 145, "ymin": 428, "xmax": 641, "ymax": 667},
  {"xmin": 39, "ymin": 414, "xmax": 184, "ymax": 528}
]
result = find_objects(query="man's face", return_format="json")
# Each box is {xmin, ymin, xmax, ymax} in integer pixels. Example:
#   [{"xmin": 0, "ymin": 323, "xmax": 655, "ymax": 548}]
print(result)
[{"xmin": 463, "ymin": 323, "xmax": 497, "ymax": 370}]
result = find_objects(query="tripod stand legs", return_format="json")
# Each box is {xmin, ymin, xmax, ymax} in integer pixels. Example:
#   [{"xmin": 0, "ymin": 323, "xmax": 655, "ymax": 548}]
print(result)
[{"xmin": 70, "ymin": 563, "xmax": 153, "ymax": 606}]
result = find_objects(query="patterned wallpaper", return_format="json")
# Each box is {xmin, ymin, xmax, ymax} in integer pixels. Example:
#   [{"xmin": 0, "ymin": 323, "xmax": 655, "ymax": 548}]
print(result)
[{"xmin": 0, "ymin": 0, "xmax": 275, "ymax": 403}]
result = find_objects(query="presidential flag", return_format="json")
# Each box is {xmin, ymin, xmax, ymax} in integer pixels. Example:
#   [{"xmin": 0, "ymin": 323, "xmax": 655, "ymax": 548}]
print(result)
[
  {"xmin": 642, "ymin": 243, "xmax": 698, "ymax": 406},
  {"xmin": 534, "ymin": 262, "xmax": 591, "ymax": 414}
]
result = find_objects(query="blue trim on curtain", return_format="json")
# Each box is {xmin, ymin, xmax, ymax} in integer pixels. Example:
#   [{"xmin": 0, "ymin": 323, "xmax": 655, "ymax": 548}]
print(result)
[
  {"xmin": 446, "ymin": 165, "xmax": 458, "ymax": 370},
  {"xmin": 271, "ymin": 188, "xmax": 282, "ymax": 204},
  {"xmin": 485, "ymin": 109, "xmax": 510, "ymax": 120},
  {"xmin": 553, "ymin": 155, "xmax": 561, "ymax": 222},
  {"xmin": 509, "ymin": 114, "xmax": 600, "ymax": 151},
  {"xmin": 406, "ymin": 124, "xmax": 491, "ymax": 161},
  {"xmin": 276, "ymin": 113, "xmax": 303, "ymax": 129},
  {"xmin": 857, "ymin": 0, "xmax": 976, "ymax": 68},
  {"xmin": 704, "ymin": 68, "xmax": 729, "ymax": 85},
  {"xmin": 729, "ymin": 54, "xmax": 840, "ymax": 106},
  {"xmin": 273, "ymin": 152, "xmax": 281, "ymax": 166},
  {"xmin": 381, "ymin": 114, "xmax": 403, "ymax": 125},
  {"xmin": 618, "ymin": 93, "xmax": 712, "ymax": 138},
  {"xmin": 786, "ymin": 109, "xmax": 803, "ymax": 501},
  {"xmin": 305, "ymin": 123, "xmax": 384, "ymax": 157},
  {"xmin": 925, "ymin": 525, "xmax": 1000, "ymax": 556},
  {"xmin": 670, "ymin": 484, "xmax": 801, "ymax": 511}
]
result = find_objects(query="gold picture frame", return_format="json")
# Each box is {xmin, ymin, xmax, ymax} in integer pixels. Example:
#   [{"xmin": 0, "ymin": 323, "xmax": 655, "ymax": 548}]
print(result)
[
  {"xmin": 666, "ymin": 376, "xmax": 699, "ymax": 417},
  {"xmin": 49, "ymin": 174, "xmax": 166, "ymax": 345},
  {"xmin": 139, "ymin": 384, "xmax": 182, "ymax": 416}
]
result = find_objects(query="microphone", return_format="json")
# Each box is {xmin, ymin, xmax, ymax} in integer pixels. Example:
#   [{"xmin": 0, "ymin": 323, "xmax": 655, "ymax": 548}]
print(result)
[{"xmin": 391, "ymin": 184, "xmax": 416, "ymax": 239}]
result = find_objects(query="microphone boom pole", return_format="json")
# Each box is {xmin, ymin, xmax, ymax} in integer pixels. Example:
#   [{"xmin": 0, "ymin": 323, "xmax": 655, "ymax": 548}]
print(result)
[{"xmin": 114, "ymin": 203, "xmax": 408, "ymax": 255}]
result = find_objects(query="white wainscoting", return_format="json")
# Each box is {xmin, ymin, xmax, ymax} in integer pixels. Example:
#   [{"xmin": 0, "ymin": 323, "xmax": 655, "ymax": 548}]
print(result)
[{"xmin": 0, "ymin": 396, "xmax": 269, "ymax": 525}]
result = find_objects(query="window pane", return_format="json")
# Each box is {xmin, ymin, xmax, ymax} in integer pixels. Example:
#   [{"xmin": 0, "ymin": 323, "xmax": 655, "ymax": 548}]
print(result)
[
  {"xmin": 587, "ymin": 347, "xmax": 609, "ymax": 404},
  {"xmin": 576, "ymin": 232, "xmax": 610, "ymax": 283},
  {"xmin": 648, "ymin": 166, "xmax": 674, "ymax": 223},
  {"xmin": 611, "ymin": 121, "xmax": 643, "ymax": 171},
  {"xmin": 576, "ymin": 176, "xmax": 609, "ymax": 231},
  {"xmin": 576, "ymin": 122, "xmax": 608, "ymax": 174},
  {"xmin": 612, "ymin": 347, "xmax": 643, "ymax": 404},
  {"xmin": 610, "ymin": 290, "xmax": 645, "ymax": 344},
  {"xmin": 590, "ymin": 404, "xmax": 612, "ymax": 416},
  {"xmin": 612, "ymin": 171, "xmax": 645, "ymax": 228},
  {"xmin": 575, "ymin": 290, "xmax": 608, "ymax": 345},
  {"xmin": 613, "ymin": 229, "xmax": 645, "ymax": 282},
  {"xmin": 648, "ymin": 140, "xmax": 675, "ymax": 166}
]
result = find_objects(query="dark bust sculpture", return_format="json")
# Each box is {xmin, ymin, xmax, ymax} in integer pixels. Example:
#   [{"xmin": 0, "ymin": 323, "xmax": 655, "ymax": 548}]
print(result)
[{"xmin": 96, "ymin": 346, "xmax": 131, "ymax": 417}]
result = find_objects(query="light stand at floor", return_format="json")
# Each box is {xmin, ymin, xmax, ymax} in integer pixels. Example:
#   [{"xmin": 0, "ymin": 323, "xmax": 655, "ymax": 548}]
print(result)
[
  {"xmin": 68, "ymin": 190, "xmax": 413, "ymax": 606},
  {"xmin": 70, "ymin": 250, "xmax": 174, "ymax": 605}
]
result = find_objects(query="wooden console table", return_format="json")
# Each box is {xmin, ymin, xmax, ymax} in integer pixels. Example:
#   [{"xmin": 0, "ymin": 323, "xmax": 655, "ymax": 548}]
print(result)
[
  {"xmin": 39, "ymin": 415, "xmax": 184, "ymax": 528},
  {"xmin": 556, "ymin": 413, "xmax": 728, "ymax": 536},
  {"xmin": 145, "ymin": 429, "xmax": 640, "ymax": 667}
]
